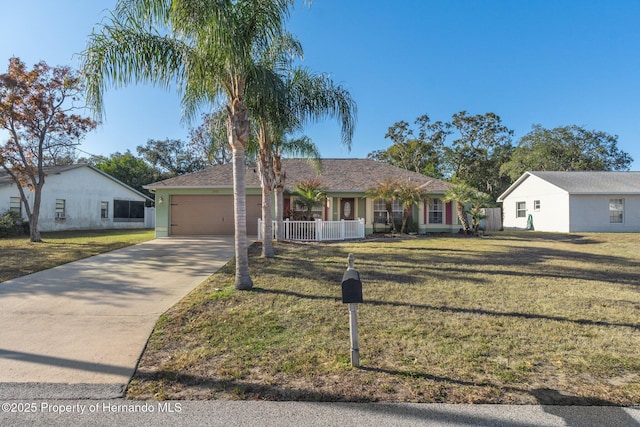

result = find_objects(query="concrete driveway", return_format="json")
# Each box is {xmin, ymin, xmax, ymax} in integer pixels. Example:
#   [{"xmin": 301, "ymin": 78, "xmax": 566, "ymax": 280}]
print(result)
[{"xmin": 0, "ymin": 236, "xmax": 236, "ymax": 399}]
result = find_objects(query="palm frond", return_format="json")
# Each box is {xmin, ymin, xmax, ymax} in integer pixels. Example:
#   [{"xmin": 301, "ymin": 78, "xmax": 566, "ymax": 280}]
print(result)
[
  {"xmin": 288, "ymin": 68, "xmax": 357, "ymax": 149},
  {"xmin": 82, "ymin": 14, "xmax": 188, "ymax": 117}
]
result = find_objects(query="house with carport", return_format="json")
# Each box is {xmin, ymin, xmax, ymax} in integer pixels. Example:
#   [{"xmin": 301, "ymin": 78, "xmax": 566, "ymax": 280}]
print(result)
[
  {"xmin": 497, "ymin": 171, "xmax": 640, "ymax": 232},
  {"xmin": 145, "ymin": 158, "xmax": 462, "ymax": 237}
]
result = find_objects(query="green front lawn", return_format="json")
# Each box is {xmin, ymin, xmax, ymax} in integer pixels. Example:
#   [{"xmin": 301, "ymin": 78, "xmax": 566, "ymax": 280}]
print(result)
[
  {"xmin": 127, "ymin": 232, "xmax": 640, "ymax": 404},
  {"xmin": 0, "ymin": 229, "xmax": 155, "ymax": 283}
]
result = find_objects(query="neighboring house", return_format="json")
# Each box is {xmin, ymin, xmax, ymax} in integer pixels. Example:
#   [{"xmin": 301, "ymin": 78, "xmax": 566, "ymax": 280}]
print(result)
[
  {"xmin": 497, "ymin": 171, "xmax": 640, "ymax": 232},
  {"xmin": 0, "ymin": 164, "xmax": 153, "ymax": 232},
  {"xmin": 144, "ymin": 158, "xmax": 460, "ymax": 237}
]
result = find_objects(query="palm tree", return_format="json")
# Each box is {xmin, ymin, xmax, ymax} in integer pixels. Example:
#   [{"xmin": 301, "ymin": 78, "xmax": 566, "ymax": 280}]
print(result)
[
  {"xmin": 394, "ymin": 179, "xmax": 427, "ymax": 233},
  {"xmin": 293, "ymin": 178, "xmax": 326, "ymax": 219},
  {"xmin": 81, "ymin": 0, "xmax": 294, "ymax": 289},
  {"xmin": 468, "ymin": 191, "xmax": 494, "ymax": 234},
  {"xmin": 442, "ymin": 182, "xmax": 475, "ymax": 234},
  {"xmin": 272, "ymin": 136, "xmax": 321, "ymax": 241},
  {"xmin": 257, "ymin": 65, "xmax": 356, "ymax": 252},
  {"xmin": 365, "ymin": 177, "xmax": 399, "ymax": 232},
  {"xmin": 249, "ymin": 34, "xmax": 302, "ymax": 257}
]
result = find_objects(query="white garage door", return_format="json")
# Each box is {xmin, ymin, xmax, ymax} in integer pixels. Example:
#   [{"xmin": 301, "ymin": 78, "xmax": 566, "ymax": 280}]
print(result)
[{"xmin": 170, "ymin": 195, "xmax": 261, "ymax": 236}]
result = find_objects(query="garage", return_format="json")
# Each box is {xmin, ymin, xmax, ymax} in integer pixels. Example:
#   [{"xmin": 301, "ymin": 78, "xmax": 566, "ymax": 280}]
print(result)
[{"xmin": 170, "ymin": 195, "xmax": 262, "ymax": 236}]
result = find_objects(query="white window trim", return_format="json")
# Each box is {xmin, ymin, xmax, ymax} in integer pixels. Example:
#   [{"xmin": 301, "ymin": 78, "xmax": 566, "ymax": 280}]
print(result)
[
  {"xmin": 373, "ymin": 199, "xmax": 402, "ymax": 223},
  {"xmin": 428, "ymin": 198, "xmax": 443, "ymax": 224},
  {"xmin": 9, "ymin": 196, "xmax": 21, "ymax": 215},
  {"xmin": 533, "ymin": 200, "xmax": 540, "ymax": 211},
  {"xmin": 609, "ymin": 198, "xmax": 624, "ymax": 224},
  {"xmin": 55, "ymin": 199, "xmax": 66, "ymax": 220}
]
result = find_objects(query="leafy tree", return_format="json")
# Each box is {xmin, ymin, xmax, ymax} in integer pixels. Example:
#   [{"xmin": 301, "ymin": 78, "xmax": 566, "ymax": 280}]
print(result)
[
  {"xmin": 136, "ymin": 138, "xmax": 206, "ymax": 179},
  {"xmin": 500, "ymin": 124, "xmax": 633, "ymax": 181},
  {"xmin": 442, "ymin": 182, "xmax": 475, "ymax": 234},
  {"xmin": 82, "ymin": 0, "xmax": 295, "ymax": 290},
  {"xmin": 188, "ymin": 112, "xmax": 232, "ymax": 166},
  {"xmin": 293, "ymin": 178, "xmax": 326, "ymax": 220},
  {"xmin": 0, "ymin": 57, "xmax": 98, "ymax": 242},
  {"xmin": 371, "ymin": 111, "xmax": 513, "ymax": 200},
  {"xmin": 368, "ymin": 115, "xmax": 449, "ymax": 178},
  {"xmin": 444, "ymin": 111, "xmax": 514, "ymax": 200},
  {"xmin": 94, "ymin": 151, "xmax": 159, "ymax": 198}
]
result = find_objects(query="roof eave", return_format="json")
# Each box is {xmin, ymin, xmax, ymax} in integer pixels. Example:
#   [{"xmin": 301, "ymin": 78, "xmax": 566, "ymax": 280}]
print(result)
[{"xmin": 497, "ymin": 172, "xmax": 532, "ymax": 202}]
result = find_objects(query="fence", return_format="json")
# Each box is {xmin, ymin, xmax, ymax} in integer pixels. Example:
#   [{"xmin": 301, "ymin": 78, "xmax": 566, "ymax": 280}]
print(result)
[
  {"xmin": 258, "ymin": 218, "xmax": 365, "ymax": 241},
  {"xmin": 144, "ymin": 207, "xmax": 155, "ymax": 229},
  {"xmin": 480, "ymin": 207, "xmax": 502, "ymax": 231}
]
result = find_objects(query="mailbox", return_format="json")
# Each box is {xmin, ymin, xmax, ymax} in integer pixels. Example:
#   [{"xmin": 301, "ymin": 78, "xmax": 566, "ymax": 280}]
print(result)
[{"xmin": 341, "ymin": 268, "xmax": 363, "ymax": 304}]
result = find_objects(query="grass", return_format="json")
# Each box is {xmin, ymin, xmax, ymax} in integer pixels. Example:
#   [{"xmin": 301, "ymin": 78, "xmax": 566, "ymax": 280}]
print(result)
[
  {"xmin": 127, "ymin": 231, "xmax": 640, "ymax": 404},
  {"xmin": 0, "ymin": 229, "xmax": 155, "ymax": 282}
]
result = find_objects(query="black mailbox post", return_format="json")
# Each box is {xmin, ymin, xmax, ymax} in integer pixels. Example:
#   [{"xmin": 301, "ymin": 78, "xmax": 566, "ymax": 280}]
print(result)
[
  {"xmin": 341, "ymin": 269, "xmax": 363, "ymax": 304},
  {"xmin": 341, "ymin": 253, "xmax": 362, "ymax": 367}
]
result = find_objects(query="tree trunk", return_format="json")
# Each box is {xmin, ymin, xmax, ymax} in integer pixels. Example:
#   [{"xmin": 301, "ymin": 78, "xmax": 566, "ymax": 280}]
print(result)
[
  {"xmin": 257, "ymin": 146, "xmax": 275, "ymax": 258},
  {"xmin": 28, "ymin": 182, "xmax": 43, "ymax": 242},
  {"xmin": 29, "ymin": 215, "xmax": 42, "ymax": 242},
  {"xmin": 273, "ymin": 155, "xmax": 285, "ymax": 241},
  {"xmin": 228, "ymin": 98, "xmax": 253, "ymax": 290},
  {"xmin": 385, "ymin": 201, "xmax": 396, "ymax": 233},
  {"xmin": 456, "ymin": 204, "xmax": 471, "ymax": 234},
  {"xmin": 401, "ymin": 208, "xmax": 410, "ymax": 234}
]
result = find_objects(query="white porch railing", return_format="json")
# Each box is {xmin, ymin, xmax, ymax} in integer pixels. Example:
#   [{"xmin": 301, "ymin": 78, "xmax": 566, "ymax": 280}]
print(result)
[{"xmin": 258, "ymin": 218, "xmax": 365, "ymax": 241}]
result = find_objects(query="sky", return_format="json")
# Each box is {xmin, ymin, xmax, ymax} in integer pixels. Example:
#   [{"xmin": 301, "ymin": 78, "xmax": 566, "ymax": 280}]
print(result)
[{"xmin": 1, "ymin": 0, "xmax": 639, "ymax": 169}]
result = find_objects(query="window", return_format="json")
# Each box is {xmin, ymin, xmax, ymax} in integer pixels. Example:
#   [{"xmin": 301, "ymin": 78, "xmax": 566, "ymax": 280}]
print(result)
[
  {"xmin": 534, "ymin": 200, "xmax": 540, "ymax": 211},
  {"xmin": 373, "ymin": 199, "xmax": 403, "ymax": 223},
  {"xmin": 101, "ymin": 201, "xmax": 109, "ymax": 219},
  {"xmin": 609, "ymin": 198, "xmax": 624, "ymax": 223},
  {"xmin": 291, "ymin": 198, "xmax": 323, "ymax": 220},
  {"xmin": 55, "ymin": 199, "xmax": 66, "ymax": 219},
  {"xmin": 373, "ymin": 199, "xmax": 387, "ymax": 223},
  {"xmin": 428, "ymin": 198, "xmax": 443, "ymax": 224},
  {"xmin": 114, "ymin": 200, "xmax": 145, "ymax": 222},
  {"xmin": 9, "ymin": 197, "xmax": 21, "ymax": 215},
  {"xmin": 516, "ymin": 201, "xmax": 526, "ymax": 218}
]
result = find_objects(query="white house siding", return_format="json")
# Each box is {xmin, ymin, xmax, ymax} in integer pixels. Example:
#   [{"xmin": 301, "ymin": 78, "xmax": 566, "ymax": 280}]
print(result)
[
  {"xmin": 501, "ymin": 175, "xmax": 571, "ymax": 232},
  {"xmin": 0, "ymin": 166, "xmax": 148, "ymax": 232},
  {"xmin": 569, "ymin": 195, "xmax": 640, "ymax": 232}
]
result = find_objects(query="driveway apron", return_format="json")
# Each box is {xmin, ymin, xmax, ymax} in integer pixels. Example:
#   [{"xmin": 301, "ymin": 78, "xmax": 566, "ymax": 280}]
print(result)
[{"xmin": 0, "ymin": 236, "xmax": 235, "ymax": 398}]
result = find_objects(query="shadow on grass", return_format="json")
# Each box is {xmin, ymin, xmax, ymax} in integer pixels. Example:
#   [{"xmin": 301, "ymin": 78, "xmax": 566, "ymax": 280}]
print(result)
[
  {"xmin": 258, "ymin": 238, "xmax": 640, "ymax": 289},
  {"xmin": 491, "ymin": 231, "xmax": 604, "ymax": 244},
  {"xmin": 130, "ymin": 365, "xmax": 632, "ymax": 408},
  {"xmin": 360, "ymin": 366, "xmax": 624, "ymax": 406},
  {"xmin": 255, "ymin": 288, "xmax": 640, "ymax": 330}
]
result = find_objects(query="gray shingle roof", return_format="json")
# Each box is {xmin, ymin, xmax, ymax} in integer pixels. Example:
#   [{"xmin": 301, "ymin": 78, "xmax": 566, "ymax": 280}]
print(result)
[
  {"xmin": 530, "ymin": 171, "xmax": 640, "ymax": 193},
  {"xmin": 0, "ymin": 164, "xmax": 87, "ymax": 186},
  {"xmin": 0, "ymin": 164, "xmax": 152, "ymax": 201},
  {"xmin": 145, "ymin": 158, "xmax": 451, "ymax": 194}
]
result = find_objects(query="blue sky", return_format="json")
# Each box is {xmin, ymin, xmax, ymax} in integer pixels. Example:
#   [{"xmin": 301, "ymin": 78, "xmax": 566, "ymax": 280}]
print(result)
[{"xmin": 2, "ymin": 1, "xmax": 639, "ymax": 169}]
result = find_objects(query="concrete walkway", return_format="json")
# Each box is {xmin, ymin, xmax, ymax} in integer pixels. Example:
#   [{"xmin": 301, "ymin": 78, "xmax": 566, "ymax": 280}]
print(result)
[{"xmin": 0, "ymin": 236, "xmax": 236, "ymax": 399}]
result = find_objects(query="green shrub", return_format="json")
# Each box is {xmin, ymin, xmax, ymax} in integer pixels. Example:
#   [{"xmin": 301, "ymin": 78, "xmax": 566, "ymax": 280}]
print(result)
[
  {"xmin": 406, "ymin": 217, "xmax": 419, "ymax": 233},
  {"xmin": 0, "ymin": 210, "xmax": 28, "ymax": 238}
]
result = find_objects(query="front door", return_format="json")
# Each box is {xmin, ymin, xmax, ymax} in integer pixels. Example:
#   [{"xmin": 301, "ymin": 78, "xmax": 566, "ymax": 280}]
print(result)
[{"xmin": 340, "ymin": 198, "xmax": 355, "ymax": 220}]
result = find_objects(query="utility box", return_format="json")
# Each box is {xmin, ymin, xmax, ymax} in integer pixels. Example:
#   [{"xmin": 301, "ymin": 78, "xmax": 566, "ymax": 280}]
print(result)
[{"xmin": 341, "ymin": 269, "xmax": 363, "ymax": 304}]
